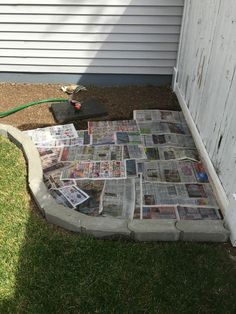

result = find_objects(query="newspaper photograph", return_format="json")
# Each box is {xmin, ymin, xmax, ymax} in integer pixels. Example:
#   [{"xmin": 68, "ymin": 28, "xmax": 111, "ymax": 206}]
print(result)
[
  {"xmin": 142, "ymin": 182, "xmax": 218, "ymax": 207},
  {"xmin": 133, "ymin": 109, "xmax": 185, "ymax": 123},
  {"xmin": 101, "ymin": 179, "xmax": 135, "ymax": 219},
  {"xmin": 137, "ymin": 121, "xmax": 190, "ymax": 136},
  {"xmin": 141, "ymin": 133, "xmax": 196, "ymax": 148},
  {"xmin": 58, "ymin": 185, "xmax": 89, "ymax": 207},
  {"xmin": 123, "ymin": 145, "xmax": 147, "ymax": 160},
  {"xmin": 61, "ymin": 160, "xmax": 126, "ymax": 180},
  {"xmin": 177, "ymin": 206, "xmax": 222, "ymax": 220},
  {"xmin": 60, "ymin": 145, "xmax": 123, "ymax": 162},
  {"xmin": 193, "ymin": 162, "xmax": 209, "ymax": 183},
  {"xmin": 142, "ymin": 206, "xmax": 178, "ymax": 220},
  {"xmin": 139, "ymin": 161, "xmax": 206, "ymax": 183},
  {"xmin": 115, "ymin": 131, "xmax": 142, "ymax": 145},
  {"xmin": 90, "ymin": 129, "xmax": 116, "ymax": 145},
  {"xmin": 144, "ymin": 147, "xmax": 199, "ymax": 161},
  {"xmin": 24, "ymin": 123, "xmax": 78, "ymax": 144},
  {"xmin": 37, "ymin": 147, "xmax": 61, "ymax": 171},
  {"xmin": 88, "ymin": 120, "xmax": 138, "ymax": 134},
  {"xmin": 75, "ymin": 180, "xmax": 105, "ymax": 216},
  {"xmin": 126, "ymin": 159, "xmax": 138, "ymax": 177},
  {"xmin": 49, "ymin": 189, "xmax": 74, "ymax": 209}
]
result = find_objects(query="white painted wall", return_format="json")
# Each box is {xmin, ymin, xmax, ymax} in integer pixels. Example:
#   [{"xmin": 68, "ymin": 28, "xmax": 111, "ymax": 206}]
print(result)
[
  {"xmin": 0, "ymin": 0, "xmax": 184, "ymax": 75},
  {"xmin": 174, "ymin": 0, "xmax": 236, "ymax": 244}
]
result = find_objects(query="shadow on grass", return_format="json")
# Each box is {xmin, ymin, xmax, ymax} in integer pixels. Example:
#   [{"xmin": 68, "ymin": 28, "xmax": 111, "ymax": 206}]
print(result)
[{"xmin": 1, "ymin": 204, "xmax": 236, "ymax": 314}]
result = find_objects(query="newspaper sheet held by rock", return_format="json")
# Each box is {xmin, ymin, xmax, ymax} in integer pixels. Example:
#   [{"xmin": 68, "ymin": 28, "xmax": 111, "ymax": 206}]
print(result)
[
  {"xmin": 23, "ymin": 123, "xmax": 78, "ymax": 145},
  {"xmin": 138, "ymin": 161, "xmax": 208, "ymax": 183},
  {"xmin": 133, "ymin": 109, "xmax": 185, "ymax": 123},
  {"xmin": 101, "ymin": 179, "xmax": 135, "ymax": 219},
  {"xmin": 142, "ymin": 182, "xmax": 218, "ymax": 207},
  {"xmin": 137, "ymin": 121, "xmax": 190, "ymax": 136},
  {"xmin": 144, "ymin": 147, "xmax": 199, "ymax": 161},
  {"xmin": 141, "ymin": 133, "xmax": 196, "ymax": 148},
  {"xmin": 61, "ymin": 160, "xmax": 126, "ymax": 180},
  {"xmin": 115, "ymin": 132, "xmax": 142, "ymax": 145},
  {"xmin": 59, "ymin": 145, "xmax": 123, "ymax": 162}
]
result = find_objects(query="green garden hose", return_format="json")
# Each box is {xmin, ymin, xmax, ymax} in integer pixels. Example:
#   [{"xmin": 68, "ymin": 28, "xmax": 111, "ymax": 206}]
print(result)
[{"xmin": 0, "ymin": 98, "xmax": 68, "ymax": 118}]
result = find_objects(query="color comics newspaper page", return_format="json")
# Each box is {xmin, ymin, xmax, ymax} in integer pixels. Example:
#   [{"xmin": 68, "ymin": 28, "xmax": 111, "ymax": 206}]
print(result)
[
  {"xmin": 142, "ymin": 182, "xmax": 218, "ymax": 207},
  {"xmin": 58, "ymin": 185, "xmax": 89, "ymax": 207},
  {"xmin": 60, "ymin": 145, "xmax": 123, "ymax": 162},
  {"xmin": 88, "ymin": 120, "xmax": 138, "ymax": 134},
  {"xmin": 100, "ymin": 179, "xmax": 135, "ymax": 219},
  {"xmin": 61, "ymin": 160, "xmax": 126, "ymax": 180},
  {"xmin": 37, "ymin": 147, "xmax": 61, "ymax": 171},
  {"xmin": 115, "ymin": 132, "xmax": 142, "ymax": 145},
  {"xmin": 142, "ymin": 206, "xmax": 179, "ymax": 220},
  {"xmin": 137, "ymin": 121, "xmax": 190, "ymax": 135},
  {"xmin": 133, "ymin": 109, "xmax": 185, "ymax": 123},
  {"xmin": 144, "ymin": 147, "xmax": 199, "ymax": 161},
  {"xmin": 138, "ymin": 161, "xmax": 206, "ymax": 183},
  {"xmin": 75, "ymin": 180, "xmax": 105, "ymax": 215},
  {"xmin": 177, "ymin": 206, "xmax": 222, "ymax": 220},
  {"xmin": 123, "ymin": 145, "xmax": 147, "ymax": 160},
  {"xmin": 23, "ymin": 124, "xmax": 78, "ymax": 144},
  {"xmin": 141, "ymin": 134, "xmax": 196, "ymax": 148}
]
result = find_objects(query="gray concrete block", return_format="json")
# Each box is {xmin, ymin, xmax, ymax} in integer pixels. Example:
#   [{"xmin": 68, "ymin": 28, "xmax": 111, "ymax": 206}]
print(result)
[
  {"xmin": 79, "ymin": 216, "xmax": 131, "ymax": 238},
  {"xmin": 0, "ymin": 124, "xmax": 8, "ymax": 137},
  {"xmin": 176, "ymin": 220, "xmax": 230, "ymax": 242},
  {"xmin": 128, "ymin": 220, "xmax": 180, "ymax": 241},
  {"xmin": 6, "ymin": 125, "xmax": 25, "ymax": 149}
]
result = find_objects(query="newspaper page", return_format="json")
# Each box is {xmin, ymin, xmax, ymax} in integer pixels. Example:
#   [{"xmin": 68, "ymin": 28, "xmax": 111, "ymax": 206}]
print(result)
[
  {"xmin": 49, "ymin": 189, "xmax": 74, "ymax": 209},
  {"xmin": 144, "ymin": 147, "xmax": 199, "ymax": 161},
  {"xmin": 123, "ymin": 145, "xmax": 147, "ymax": 160},
  {"xmin": 58, "ymin": 185, "xmax": 89, "ymax": 207},
  {"xmin": 141, "ymin": 133, "xmax": 196, "ymax": 148},
  {"xmin": 37, "ymin": 147, "xmax": 61, "ymax": 171},
  {"xmin": 43, "ymin": 162, "xmax": 71, "ymax": 179},
  {"xmin": 126, "ymin": 159, "xmax": 138, "ymax": 178},
  {"xmin": 88, "ymin": 120, "xmax": 138, "ymax": 134},
  {"xmin": 75, "ymin": 180, "xmax": 105, "ymax": 216},
  {"xmin": 77, "ymin": 130, "xmax": 91, "ymax": 145},
  {"xmin": 61, "ymin": 160, "xmax": 126, "ymax": 180},
  {"xmin": 139, "ymin": 161, "xmax": 207, "ymax": 183},
  {"xmin": 133, "ymin": 109, "xmax": 185, "ymax": 123},
  {"xmin": 60, "ymin": 145, "xmax": 123, "ymax": 162},
  {"xmin": 133, "ymin": 177, "xmax": 142, "ymax": 219},
  {"xmin": 115, "ymin": 131, "xmax": 142, "ymax": 145},
  {"xmin": 137, "ymin": 121, "xmax": 190, "ymax": 136},
  {"xmin": 23, "ymin": 123, "xmax": 78, "ymax": 144},
  {"xmin": 33, "ymin": 137, "xmax": 84, "ymax": 148},
  {"xmin": 46, "ymin": 169, "xmax": 75, "ymax": 189},
  {"xmin": 142, "ymin": 206, "xmax": 178, "ymax": 220},
  {"xmin": 100, "ymin": 179, "xmax": 135, "ymax": 219},
  {"xmin": 142, "ymin": 182, "xmax": 218, "ymax": 207},
  {"xmin": 91, "ymin": 129, "xmax": 116, "ymax": 145},
  {"xmin": 177, "ymin": 206, "xmax": 222, "ymax": 220}
]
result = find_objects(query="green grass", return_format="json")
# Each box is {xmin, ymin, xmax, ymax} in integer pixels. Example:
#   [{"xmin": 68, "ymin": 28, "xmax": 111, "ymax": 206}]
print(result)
[{"xmin": 1, "ymin": 135, "xmax": 236, "ymax": 314}]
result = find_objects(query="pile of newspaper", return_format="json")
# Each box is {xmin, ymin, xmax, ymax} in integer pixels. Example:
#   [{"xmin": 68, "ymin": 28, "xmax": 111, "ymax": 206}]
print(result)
[{"xmin": 23, "ymin": 109, "xmax": 222, "ymax": 221}]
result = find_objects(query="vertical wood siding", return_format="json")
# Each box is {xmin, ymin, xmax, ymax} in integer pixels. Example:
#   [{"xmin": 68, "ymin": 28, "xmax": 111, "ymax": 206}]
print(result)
[
  {"xmin": 176, "ymin": 0, "xmax": 236, "ymax": 198},
  {"xmin": 0, "ymin": 0, "xmax": 184, "ymax": 75}
]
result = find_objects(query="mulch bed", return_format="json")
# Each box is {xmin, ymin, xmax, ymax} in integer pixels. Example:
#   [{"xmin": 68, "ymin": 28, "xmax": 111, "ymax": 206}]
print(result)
[{"xmin": 0, "ymin": 83, "xmax": 180, "ymax": 130}]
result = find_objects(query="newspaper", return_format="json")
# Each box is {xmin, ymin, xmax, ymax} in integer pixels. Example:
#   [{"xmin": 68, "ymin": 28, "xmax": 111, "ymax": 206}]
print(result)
[
  {"xmin": 49, "ymin": 189, "xmax": 74, "ymax": 209},
  {"xmin": 77, "ymin": 130, "xmax": 91, "ymax": 145},
  {"xmin": 43, "ymin": 162, "xmax": 71, "ymax": 179},
  {"xmin": 142, "ymin": 182, "xmax": 218, "ymax": 207},
  {"xmin": 37, "ymin": 147, "xmax": 61, "ymax": 171},
  {"xmin": 61, "ymin": 160, "xmax": 126, "ymax": 180},
  {"xmin": 138, "ymin": 161, "xmax": 208, "ymax": 183},
  {"xmin": 177, "ymin": 206, "xmax": 222, "ymax": 220},
  {"xmin": 133, "ymin": 177, "xmax": 142, "ymax": 219},
  {"xmin": 126, "ymin": 159, "xmax": 138, "ymax": 177},
  {"xmin": 91, "ymin": 129, "xmax": 116, "ymax": 145},
  {"xmin": 115, "ymin": 132, "xmax": 142, "ymax": 145},
  {"xmin": 144, "ymin": 147, "xmax": 199, "ymax": 161},
  {"xmin": 23, "ymin": 123, "xmax": 78, "ymax": 144},
  {"xmin": 141, "ymin": 133, "xmax": 196, "ymax": 148},
  {"xmin": 88, "ymin": 120, "xmax": 138, "ymax": 134},
  {"xmin": 101, "ymin": 179, "xmax": 135, "ymax": 219},
  {"xmin": 59, "ymin": 145, "xmax": 123, "ymax": 162},
  {"xmin": 58, "ymin": 185, "xmax": 89, "ymax": 207},
  {"xmin": 137, "ymin": 121, "xmax": 190, "ymax": 135},
  {"xmin": 46, "ymin": 169, "xmax": 75, "ymax": 189},
  {"xmin": 75, "ymin": 180, "xmax": 105, "ymax": 215},
  {"xmin": 123, "ymin": 145, "xmax": 147, "ymax": 160},
  {"xmin": 142, "ymin": 206, "xmax": 178, "ymax": 220},
  {"xmin": 133, "ymin": 109, "xmax": 185, "ymax": 123}
]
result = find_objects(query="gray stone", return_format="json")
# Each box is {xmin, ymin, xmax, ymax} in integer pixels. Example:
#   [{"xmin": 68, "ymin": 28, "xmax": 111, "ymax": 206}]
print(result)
[
  {"xmin": 128, "ymin": 220, "xmax": 180, "ymax": 241},
  {"xmin": 0, "ymin": 124, "xmax": 8, "ymax": 137},
  {"xmin": 176, "ymin": 220, "xmax": 230, "ymax": 242},
  {"xmin": 6, "ymin": 125, "xmax": 24, "ymax": 149}
]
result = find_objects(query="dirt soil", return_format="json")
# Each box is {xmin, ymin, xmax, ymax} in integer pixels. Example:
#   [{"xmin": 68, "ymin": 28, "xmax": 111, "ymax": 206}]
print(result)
[{"xmin": 0, "ymin": 83, "xmax": 180, "ymax": 130}]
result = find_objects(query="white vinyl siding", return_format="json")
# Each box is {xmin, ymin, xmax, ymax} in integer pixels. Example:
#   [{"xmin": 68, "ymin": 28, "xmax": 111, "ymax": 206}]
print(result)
[{"xmin": 0, "ymin": 0, "xmax": 184, "ymax": 75}]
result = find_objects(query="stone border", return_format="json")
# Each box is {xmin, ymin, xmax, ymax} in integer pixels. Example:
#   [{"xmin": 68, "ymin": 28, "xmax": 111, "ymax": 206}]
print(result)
[{"xmin": 0, "ymin": 123, "xmax": 230, "ymax": 242}]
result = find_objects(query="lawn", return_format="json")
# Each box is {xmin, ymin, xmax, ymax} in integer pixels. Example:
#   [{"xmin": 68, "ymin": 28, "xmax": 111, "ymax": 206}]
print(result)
[{"xmin": 1, "ymin": 135, "xmax": 236, "ymax": 314}]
